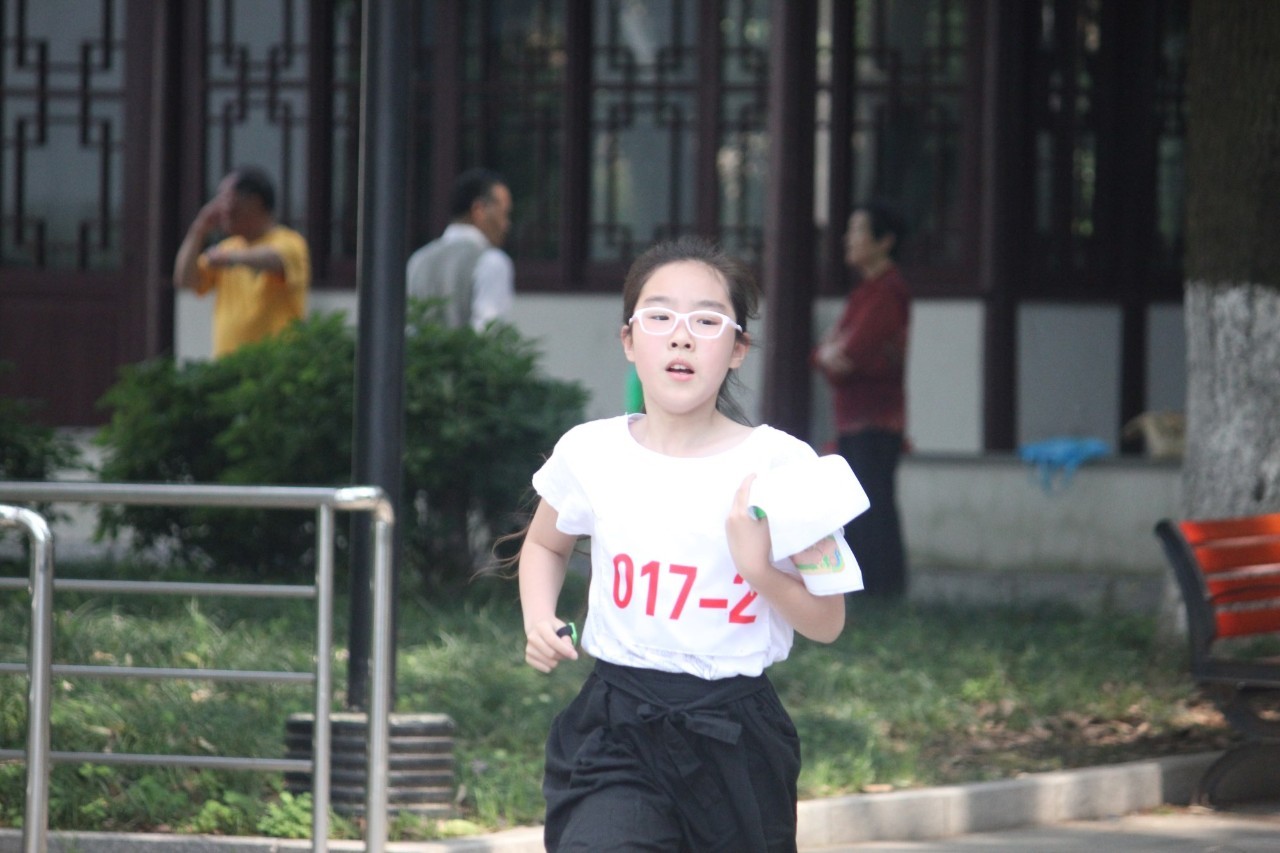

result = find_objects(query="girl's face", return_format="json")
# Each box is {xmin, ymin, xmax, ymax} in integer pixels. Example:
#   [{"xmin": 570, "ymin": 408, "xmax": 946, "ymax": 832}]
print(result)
[{"xmin": 621, "ymin": 260, "xmax": 749, "ymax": 419}]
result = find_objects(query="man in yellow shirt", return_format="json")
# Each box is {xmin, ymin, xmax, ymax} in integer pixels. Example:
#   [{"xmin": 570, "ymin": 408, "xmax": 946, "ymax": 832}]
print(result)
[{"xmin": 173, "ymin": 166, "xmax": 310, "ymax": 357}]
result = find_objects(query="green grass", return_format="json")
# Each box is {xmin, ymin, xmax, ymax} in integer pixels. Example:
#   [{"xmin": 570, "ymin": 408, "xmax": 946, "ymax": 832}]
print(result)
[{"xmin": 0, "ymin": 556, "xmax": 1230, "ymax": 840}]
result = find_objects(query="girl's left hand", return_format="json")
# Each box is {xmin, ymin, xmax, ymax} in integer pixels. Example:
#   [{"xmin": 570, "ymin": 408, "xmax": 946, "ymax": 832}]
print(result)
[
  {"xmin": 524, "ymin": 618, "xmax": 579, "ymax": 673},
  {"xmin": 726, "ymin": 474, "xmax": 773, "ymax": 585}
]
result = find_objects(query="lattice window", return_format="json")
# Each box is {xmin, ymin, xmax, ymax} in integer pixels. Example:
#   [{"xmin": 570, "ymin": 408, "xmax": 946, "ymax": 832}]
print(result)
[
  {"xmin": 461, "ymin": 0, "xmax": 567, "ymax": 261},
  {"xmin": 0, "ymin": 0, "xmax": 125, "ymax": 270},
  {"xmin": 204, "ymin": 0, "xmax": 310, "ymax": 226},
  {"xmin": 328, "ymin": 0, "xmax": 361, "ymax": 265},
  {"xmin": 1030, "ymin": 0, "xmax": 1102, "ymax": 277},
  {"xmin": 1151, "ymin": 0, "xmax": 1186, "ymax": 281},
  {"xmin": 847, "ymin": 0, "xmax": 969, "ymax": 267},
  {"xmin": 1025, "ymin": 0, "xmax": 1187, "ymax": 295},
  {"xmin": 589, "ymin": 0, "xmax": 700, "ymax": 260},
  {"xmin": 717, "ymin": 0, "xmax": 770, "ymax": 262},
  {"xmin": 199, "ymin": 0, "xmax": 359, "ymax": 281}
]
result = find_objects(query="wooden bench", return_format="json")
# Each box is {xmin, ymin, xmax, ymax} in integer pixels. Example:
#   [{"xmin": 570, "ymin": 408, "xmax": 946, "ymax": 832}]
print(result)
[{"xmin": 1155, "ymin": 513, "xmax": 1280, "ymax": 804}]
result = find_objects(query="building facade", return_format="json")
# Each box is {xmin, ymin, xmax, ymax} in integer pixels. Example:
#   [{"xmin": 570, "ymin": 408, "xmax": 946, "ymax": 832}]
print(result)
[{"xmin": 0, "ymin": 0, "xmax": 1187, "ymax": 454}]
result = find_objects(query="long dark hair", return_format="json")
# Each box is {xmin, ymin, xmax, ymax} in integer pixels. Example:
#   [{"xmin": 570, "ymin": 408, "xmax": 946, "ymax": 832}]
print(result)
[{"xmin": 621, "ymin": 236, "xmax": 761, "ymax": 425}]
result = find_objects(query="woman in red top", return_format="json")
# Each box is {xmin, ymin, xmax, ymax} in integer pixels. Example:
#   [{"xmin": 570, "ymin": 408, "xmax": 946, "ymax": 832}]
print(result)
[{"xmin": 813, "ymin": 202, "xmax": 910, "ymax": 597}]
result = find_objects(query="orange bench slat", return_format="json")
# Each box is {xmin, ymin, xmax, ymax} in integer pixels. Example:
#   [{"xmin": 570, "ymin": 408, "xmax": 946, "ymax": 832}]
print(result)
[
  {"xmin": 1216, "ymin": 605, "xmax": 1280, "ymax": 639},
  {"xmin": 1192, "ymin": 540, "xmax": 1280, "ymax": 573},
  {"xmin": 1180, "ymin": 513, "xmax": 1280, "ymax": 545},
  {"xmin": 1205, "ymin": 578, "xmax": 1280, "ymax": 606}
]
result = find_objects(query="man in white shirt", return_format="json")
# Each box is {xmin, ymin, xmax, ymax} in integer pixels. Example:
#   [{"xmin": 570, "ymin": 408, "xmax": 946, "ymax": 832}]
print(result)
[{"xmin": 406, "ymin": 168, "xmax": 514, "ymax": 330}]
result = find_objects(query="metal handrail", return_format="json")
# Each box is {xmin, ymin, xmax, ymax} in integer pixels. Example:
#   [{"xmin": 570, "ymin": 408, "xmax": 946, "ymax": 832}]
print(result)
[
  {"xmin": 0, "ymin": 482, "xmax": 395, "ymax": 853},
  {"xmin": 0, "ymin": 663, "xmax": 318, "ymax": 682},
  {"xmin": 0, "ymin": 577, "xmax": 317, "ymax": 596},
  {"xmin": 0, "ymin": 505, "xmax": 52, "ymax": 853}
]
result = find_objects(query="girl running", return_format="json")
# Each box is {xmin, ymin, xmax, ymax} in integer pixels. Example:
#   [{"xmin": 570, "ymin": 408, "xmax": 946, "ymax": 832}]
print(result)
[{"xmin": 519, "ymin": 236, "xmax": 864, "ymax": 852}]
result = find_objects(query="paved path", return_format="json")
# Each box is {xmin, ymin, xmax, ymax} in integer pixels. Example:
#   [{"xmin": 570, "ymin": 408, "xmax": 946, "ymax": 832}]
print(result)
[
  {"xmin": 808, "ymin": 803, "xmax": 1280, "ymax": 852},
  {"xmin": 4, "ymin": 755, "xmax": 1278, "ymax": 853}
]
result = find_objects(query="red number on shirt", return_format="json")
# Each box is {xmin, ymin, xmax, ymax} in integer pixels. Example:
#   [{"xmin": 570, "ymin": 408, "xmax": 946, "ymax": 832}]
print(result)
[
  {"xmin": 726, "ymin": 572, "xmax": 758, "ymax": 624},
  {"xmin": 669, "ymin": 564, "xmax": 696, "ymax": 618},
  {"xmin": 633, "ymin": 560, "xmax": 696, "ymax": 618},
  {"xmin": 610, "ymin": 553, "xmax": 759, "ymax": 624},
  {"xmin": 641, "ymin": 560, "xmax": 660, "ymax": 615},
  {"xmin": 729, "ymin": 589, "xmax": 759, "ymax": 623},
  {"xmin": 613, "ymin": 553, "xmax": 633, "ymax": 608}
]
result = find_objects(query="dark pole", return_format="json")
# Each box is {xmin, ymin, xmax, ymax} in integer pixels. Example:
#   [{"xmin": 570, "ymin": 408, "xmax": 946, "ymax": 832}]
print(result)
[
  {"xmin": 348, "ymin": 0, "xmax": 411, "ymax": 711},
  {"xmin": 761, "ymin": 0, "xmax": 818, "ymax": 440}
]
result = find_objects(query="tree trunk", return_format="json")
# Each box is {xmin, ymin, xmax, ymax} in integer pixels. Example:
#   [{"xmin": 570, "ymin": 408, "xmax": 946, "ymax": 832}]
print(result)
[
  {"xmin": 1182, "ymin": 2, "xmax": 1280, "ymax": 518},
  {"xmin": 1183, "ymin": 283, "xmax": 1280, "ymax": 516}
]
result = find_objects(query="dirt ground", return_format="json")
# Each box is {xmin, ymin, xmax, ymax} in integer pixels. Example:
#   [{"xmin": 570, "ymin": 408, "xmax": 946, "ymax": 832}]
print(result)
[{"xmin": 919, "ymin": 698, "xmax": 1237, "ymax": 786}]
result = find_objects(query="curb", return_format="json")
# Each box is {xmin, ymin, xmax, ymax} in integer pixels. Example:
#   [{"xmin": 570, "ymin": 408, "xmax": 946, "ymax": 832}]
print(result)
[
  {"xmin": 0, "ymin": 751, "xmax": 1220, "ymax": 852},
  {"xmin": 794, "ymin": 750, "xmax": 1214, "ymax": 848}
]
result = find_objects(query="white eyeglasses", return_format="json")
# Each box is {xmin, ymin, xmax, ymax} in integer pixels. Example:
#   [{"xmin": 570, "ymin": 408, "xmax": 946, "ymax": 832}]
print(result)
[{"xmin": 628, "ymin": 307, "xmax": 743, "ymax": 340}]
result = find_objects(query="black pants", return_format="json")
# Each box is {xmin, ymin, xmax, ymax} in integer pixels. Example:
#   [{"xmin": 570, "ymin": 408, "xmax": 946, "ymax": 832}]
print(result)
[
  {"xmin": 543, "ymin": 660, "xmax": 801, "ymax": 852},
  {"xmin": 838, "ymin": 429, "xmax": 907, "ymax": 597}
]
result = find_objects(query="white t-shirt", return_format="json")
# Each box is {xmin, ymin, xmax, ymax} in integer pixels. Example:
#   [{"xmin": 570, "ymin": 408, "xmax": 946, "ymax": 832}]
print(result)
[{"xmin": 531, "ymin": 415, "xmax": 863, "ymax": 679}]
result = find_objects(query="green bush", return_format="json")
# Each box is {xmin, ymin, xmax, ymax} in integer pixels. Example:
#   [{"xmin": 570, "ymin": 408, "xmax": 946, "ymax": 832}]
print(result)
[
  {"xmin": 94, "ymin": 303, "xmax": 588, "ymax": 584},
  {"xmin": 401, "ymin": 299, "xmax": 589, "ymax": 579},
  {"xmin": 0, "ymin": 362, "xmax": 81, "ymax": 482},
  {"xmin": 94, "ymin": 313, "xmax": 354, "ymax": 575},
  {"xmin": 0, "ymin": 361, "xmax": 82, "ymax": 541}
]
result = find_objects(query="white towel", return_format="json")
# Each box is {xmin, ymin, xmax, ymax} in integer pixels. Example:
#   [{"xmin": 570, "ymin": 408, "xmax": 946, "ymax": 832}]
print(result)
[{"xmin": 748, "ymin": 454, "xmax": 870, "ymax": 562}]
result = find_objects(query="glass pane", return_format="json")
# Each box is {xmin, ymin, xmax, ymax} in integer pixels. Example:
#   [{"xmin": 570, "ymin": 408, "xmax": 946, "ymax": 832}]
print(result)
[
  {"xmin": 591, "ymin": 90, "xmax": 696, "ymax": 259},
  {"xmin": 1152, "ymin": 0, "xmax": 1187, "ymax": 276},
  {"xmin": 590, "ymin": 0, "xmax": 699, "ymax": 260},
  {"xmin": 595, "ymin": 0, "xmax": 698, "ymax": 86},
  {"xmin": 205, "ymin": 0, "xmax": 310, "ymax": 226},
  {"xmin": 847, "ymin": 0, "xmax": 968, "ymax": 266},
  {"xmin": 722, "ymin": 0, "xmax": 769, "ymax": 86},
  {"xmin": 719, "ymin": 1, "xmax": 769, "ymax": 262},
  {"xmin": 331, "ymin": 0, "xmax": 362, "ymax": 260},
  {"xmin": 1030, "ymin": 0, "xmax": 1101, "ymax": 275},
  {"xmin": 718, "ymin": 93, "xmax": 767, "ymax": 263},
  {"xmin": 461, "ymin": 0, "xmax": 566, "ymax": 260},
  {"xmin": 1035, "ymin": 130, "xmax": 1053, "ymax": 236},
  {"xmin": 0, "ymin": 0, "xmax": 125, "ymax": 270}
]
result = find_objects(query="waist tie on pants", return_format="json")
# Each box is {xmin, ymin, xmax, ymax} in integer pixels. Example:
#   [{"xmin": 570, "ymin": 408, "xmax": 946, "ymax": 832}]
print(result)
[{"xmin": 543, "ymin": 658, "xmax": 800, "ymax": 853}]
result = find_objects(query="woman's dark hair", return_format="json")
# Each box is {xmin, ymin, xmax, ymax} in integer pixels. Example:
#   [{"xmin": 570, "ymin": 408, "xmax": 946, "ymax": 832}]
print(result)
[
  {"xmin": 621, "ymin": 236, "xmax": 761, "ymax": 424},
  {"xmin": 854, "ymin": 200, "xmax": 909, "ymax": 260}
]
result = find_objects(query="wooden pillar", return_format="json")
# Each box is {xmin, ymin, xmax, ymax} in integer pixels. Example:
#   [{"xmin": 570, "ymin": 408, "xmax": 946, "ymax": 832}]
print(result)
[
  {"xmin": 981, "ymin": 0, "xmax": 1021, "ymax": 451},
  {"xmin": 760, "ymin": 0, "xmax": 817, "ymax": 440}
]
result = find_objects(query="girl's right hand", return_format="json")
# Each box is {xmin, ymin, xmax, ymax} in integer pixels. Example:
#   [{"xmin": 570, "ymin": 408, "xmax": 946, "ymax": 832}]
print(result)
[{"xmin": 524, "ymin": 619, "xmax": 579, "ymax": 673}]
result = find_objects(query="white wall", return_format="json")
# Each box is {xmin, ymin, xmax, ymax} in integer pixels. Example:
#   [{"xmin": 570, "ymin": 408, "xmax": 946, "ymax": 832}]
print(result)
[
  {"xmin": 1017, "ymin": 303, "xmax": 1122, "ymax": 446},
  {"xmin": 179, "ymin": 290, "xmax": 980, "ymax": 449},
  {"xmin": 176, "ymin": 289, "xmax": 357, "ymax": 363},
  {"xmin": 172, "ymin": 288, "xmax": 1191, "ymax": 585},
  {"xmin": 176, "ymin": 291, "xmax": 1184, "ymax": 457},
  {"xmin": 1147, "ymin": 302, "xmax": 1187, "ymax": 414},
  {"xmin": 810, "ymin": 297, "xmax": 985, "ymax": 454},
  {"xmin": 906, "ymin": 301, "xmax": 985, "ymax": 453},
  {"xmin": 900, "ymin": 454, "xmax": 1181, "ymax": 574},
  {"xmin": 175, "ymin": 291, "xmax": 215, "ymax": 363}
]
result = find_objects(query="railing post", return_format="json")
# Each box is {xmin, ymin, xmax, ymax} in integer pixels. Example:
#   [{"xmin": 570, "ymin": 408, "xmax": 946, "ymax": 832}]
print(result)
[
  {"xmin": 365, "ymin": 510, "xmax": 394, "ymax": 852},
  {"xmin": 313, "ymin": 504, "xmax": 335, "ymax": 850},
  {"xmin": 0, "ymin": 505, "xmax": 54, "ymax": 853}
]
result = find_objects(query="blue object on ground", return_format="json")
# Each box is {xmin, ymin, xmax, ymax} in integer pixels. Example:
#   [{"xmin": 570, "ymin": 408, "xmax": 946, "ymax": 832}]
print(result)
[{"xmin": 1018, "ymin": 436, "xmax": 1111, "ymax": 492}]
